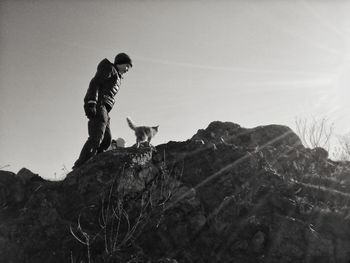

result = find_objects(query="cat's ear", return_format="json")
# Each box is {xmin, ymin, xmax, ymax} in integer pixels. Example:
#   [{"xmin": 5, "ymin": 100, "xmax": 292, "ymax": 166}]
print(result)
[{"xmin": 153, "ymin": 125, "xmax": 159, "ymax": 131}]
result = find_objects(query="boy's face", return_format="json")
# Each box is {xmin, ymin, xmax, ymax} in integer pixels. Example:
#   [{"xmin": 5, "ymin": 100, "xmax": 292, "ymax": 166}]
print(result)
[{"xmin": 116, "ymin": 63, "xmax": 131, "ymax": 75}]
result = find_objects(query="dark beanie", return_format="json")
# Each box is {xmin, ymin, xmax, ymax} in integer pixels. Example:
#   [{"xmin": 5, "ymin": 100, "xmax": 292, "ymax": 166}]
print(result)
[{"xmin": 114, "ymin": 53, "xmax": 133, "ymax": 67}]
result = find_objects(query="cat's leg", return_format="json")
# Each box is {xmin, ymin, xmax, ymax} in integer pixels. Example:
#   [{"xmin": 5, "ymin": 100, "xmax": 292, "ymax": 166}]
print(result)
[{"xmin": 147, "ymin": 137, "xmax": 152, "ymax": 147}]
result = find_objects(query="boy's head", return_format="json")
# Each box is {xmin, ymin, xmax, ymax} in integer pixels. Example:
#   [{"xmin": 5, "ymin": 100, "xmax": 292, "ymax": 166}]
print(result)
[
  {"xmin": 114, "ymin": 53, "xmax": 132, "ymax": 76},
  {"xmin": 114, "ymin": 53, "xmax": 132, "ymax": 67}
]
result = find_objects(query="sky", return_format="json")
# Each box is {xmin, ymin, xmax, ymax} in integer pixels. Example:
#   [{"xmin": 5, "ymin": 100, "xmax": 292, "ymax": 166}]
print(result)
[{"xmin": 1, "ymin": 0, "xmax": 350, "ymax": 180}]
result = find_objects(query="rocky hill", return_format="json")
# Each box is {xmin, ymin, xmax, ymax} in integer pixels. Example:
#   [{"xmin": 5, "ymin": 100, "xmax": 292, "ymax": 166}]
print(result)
[{"xmin": 1, "ymin": 121, "xmax": 350, "ymax": 263}]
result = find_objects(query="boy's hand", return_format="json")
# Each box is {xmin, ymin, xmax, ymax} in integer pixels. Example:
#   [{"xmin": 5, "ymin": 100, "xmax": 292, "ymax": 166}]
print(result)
[{"xmin": 84, "ymin": 104, "xmax": 96, "ymax": 119}]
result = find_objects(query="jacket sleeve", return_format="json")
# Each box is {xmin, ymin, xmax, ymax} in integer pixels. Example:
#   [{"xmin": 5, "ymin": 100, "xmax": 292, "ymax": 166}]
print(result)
[{"xmin": 84, "ymin": 60, "xmax": 112, "ymax": 105}]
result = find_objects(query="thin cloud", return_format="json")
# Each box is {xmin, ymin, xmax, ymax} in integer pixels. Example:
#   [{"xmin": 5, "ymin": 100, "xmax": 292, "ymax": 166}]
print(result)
[{"xmin": 136, "ymin": 55, "xmax": 336, "ymax": 77}]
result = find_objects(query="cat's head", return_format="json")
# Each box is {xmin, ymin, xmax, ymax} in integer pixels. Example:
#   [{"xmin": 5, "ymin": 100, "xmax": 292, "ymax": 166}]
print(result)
[{"xmin": 152, "ymin": 125, "xmax": 159, "ymax": 133}]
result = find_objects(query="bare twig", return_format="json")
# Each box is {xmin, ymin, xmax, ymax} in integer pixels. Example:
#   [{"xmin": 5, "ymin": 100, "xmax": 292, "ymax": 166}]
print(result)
[
  {"xmin": 69, "ymin": 215, "xmax": 91, "ymax": 263},
  {"xmin": 295, "ymin": 116, "xmax": 334, "ymax": 151}
]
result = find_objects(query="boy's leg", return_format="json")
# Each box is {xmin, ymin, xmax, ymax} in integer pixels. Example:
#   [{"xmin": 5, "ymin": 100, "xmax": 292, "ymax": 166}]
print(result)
[
  {"xmin": 73, "ymin": 106, "xmax": 109, "ymax": 168},
  {"xmin": 97, "ymin": 118, "xmax": 112, "ymax": 153}
]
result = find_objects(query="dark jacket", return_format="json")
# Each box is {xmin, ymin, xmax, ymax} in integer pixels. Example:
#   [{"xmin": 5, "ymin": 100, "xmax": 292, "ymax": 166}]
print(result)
[{"xmin": 84, "ymin": 59, "xmax": 121, "ymax": 112}]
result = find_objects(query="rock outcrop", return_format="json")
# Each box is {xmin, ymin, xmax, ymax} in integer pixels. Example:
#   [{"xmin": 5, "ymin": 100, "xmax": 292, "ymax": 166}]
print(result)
[{"xmin": 1, "ymin": 121, "xmax": 350, "ymax": 263}]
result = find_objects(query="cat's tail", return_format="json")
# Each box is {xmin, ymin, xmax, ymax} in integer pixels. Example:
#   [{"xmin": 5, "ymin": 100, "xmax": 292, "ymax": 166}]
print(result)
[{"xmin": 126, "ymin": 117, "xmax": 136, "ymax": 130}]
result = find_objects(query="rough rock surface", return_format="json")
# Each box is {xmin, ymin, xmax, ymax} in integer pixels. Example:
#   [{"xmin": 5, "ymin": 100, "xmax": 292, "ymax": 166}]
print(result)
[{"xmin": 1, "ymin": 121, "xmax": 350, "ymax": 263}]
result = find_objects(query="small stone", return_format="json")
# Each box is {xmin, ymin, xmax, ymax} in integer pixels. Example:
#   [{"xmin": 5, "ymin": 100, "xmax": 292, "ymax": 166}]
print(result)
[{"xmin": 252, "ymin": 231, "xmax": 266, "ymax": 252}]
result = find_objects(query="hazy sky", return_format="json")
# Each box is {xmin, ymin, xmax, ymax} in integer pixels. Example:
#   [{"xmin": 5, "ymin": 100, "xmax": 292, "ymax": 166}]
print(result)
[{"xmin": 1, "ymin": 0, "xmax": 350, "ymax": 179}]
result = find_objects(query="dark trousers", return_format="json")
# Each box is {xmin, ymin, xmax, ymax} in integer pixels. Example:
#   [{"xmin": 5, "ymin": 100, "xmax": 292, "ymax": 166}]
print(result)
[{"xmin": 74, "ymin": 105, "xmax": 112, "ymax": 168}]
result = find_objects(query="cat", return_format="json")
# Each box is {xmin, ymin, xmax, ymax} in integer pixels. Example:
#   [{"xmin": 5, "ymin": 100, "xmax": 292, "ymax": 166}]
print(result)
[{"xmin": 126, "ymin": 117, "xmax": 159, "ymax": 148}]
